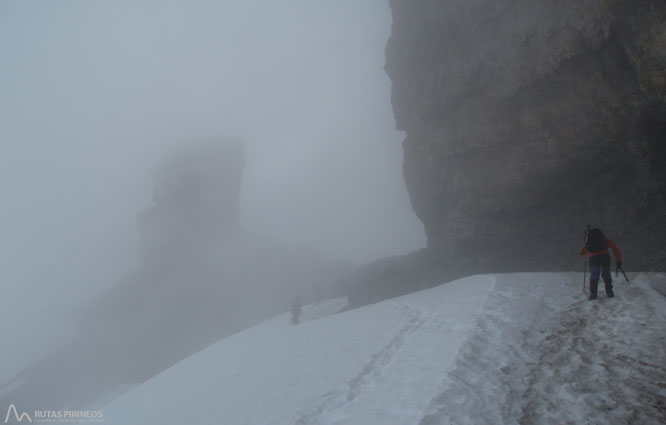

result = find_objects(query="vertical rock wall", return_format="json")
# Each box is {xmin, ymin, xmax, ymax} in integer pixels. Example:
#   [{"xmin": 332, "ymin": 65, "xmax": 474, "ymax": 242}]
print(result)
[{"xmin": 386, "ymin": 0, "xmax": 666, "ymax": 271}]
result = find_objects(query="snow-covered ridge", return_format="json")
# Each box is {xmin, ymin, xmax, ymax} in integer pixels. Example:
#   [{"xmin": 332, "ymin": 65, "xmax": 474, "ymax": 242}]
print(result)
[{"xmin": 95, "ymin": 273, "xmax": 666, "ymax": 425}]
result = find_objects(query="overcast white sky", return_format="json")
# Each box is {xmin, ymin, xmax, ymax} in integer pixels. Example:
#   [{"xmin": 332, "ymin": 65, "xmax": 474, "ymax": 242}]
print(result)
[{"xmin": 0, "ymin": 0, "xmax": 424, "ymax": 312}]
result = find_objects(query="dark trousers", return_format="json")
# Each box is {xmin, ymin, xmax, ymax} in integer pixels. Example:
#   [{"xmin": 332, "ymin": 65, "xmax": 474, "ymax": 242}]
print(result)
[{"xmin": 589, "ymin": 264, "xmax": 614, "ymax": 297}]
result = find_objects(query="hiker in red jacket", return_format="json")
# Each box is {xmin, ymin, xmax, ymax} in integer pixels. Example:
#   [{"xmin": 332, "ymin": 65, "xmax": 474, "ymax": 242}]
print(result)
[{"xmin": 579, "ymin": 227, "xmax": 622, "ymax": 300}]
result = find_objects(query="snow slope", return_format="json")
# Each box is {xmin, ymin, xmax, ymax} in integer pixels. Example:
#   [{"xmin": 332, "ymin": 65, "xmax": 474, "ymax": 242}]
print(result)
[{"xmin": 93, "ymin": 273, "xmax": 666, "ymax": 425}]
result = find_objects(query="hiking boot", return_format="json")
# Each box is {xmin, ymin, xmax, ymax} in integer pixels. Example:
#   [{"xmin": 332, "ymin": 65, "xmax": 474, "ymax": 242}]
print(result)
[
  {"xmin": 589, "ymin": 280, "xmax": 599, "ymax": 301},
  {"xmin": 604, "ymin": 281, "xmax": 614, "ymax": 298}
]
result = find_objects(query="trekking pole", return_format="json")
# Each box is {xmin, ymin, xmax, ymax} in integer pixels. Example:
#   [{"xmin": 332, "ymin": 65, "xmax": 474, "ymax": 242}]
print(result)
[
  {"xmin": 616, "ymin": 265, "xmax": 630, "ymax": 283},
  {"xmin": 582, "ymin": 224, "xmax": 590, "ymax": 294},
  {"xmin": 583, "ymin": 260, "xmax": 588, "ymax": 294}
]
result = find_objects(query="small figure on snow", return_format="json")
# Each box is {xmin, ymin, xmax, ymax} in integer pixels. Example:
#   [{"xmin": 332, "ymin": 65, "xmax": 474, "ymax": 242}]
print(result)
[
  {"xmin": 579, "ymin": 227, "xmax": 622, "ymax": 300},
  {"xmin": 291, "ymin": 297, "xmax": 302, "ymax": 325}
]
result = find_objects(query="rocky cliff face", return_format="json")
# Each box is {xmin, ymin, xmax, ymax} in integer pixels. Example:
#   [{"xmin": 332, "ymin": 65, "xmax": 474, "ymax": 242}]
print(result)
[{"xmin": 386, "ymin": 0, "xmax": 666, "ymax": 271}]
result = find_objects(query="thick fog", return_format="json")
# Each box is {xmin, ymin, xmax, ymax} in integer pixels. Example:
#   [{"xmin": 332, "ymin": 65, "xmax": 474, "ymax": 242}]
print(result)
[{"xmin": 0, "ymin": 0, "xmax": 425, "ymax": 407}]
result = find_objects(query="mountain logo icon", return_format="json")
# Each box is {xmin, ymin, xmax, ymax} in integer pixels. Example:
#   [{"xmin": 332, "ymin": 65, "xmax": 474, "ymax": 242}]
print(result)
[{"xmin": 4, "ymin": 404, "xmax": 32, "ymax": 423}]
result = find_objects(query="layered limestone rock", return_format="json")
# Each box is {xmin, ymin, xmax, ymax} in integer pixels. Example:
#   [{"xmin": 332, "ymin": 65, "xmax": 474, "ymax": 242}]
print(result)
[{"xmin": 386, "ymin": 0, "xmax": 666, "ymax": 271}]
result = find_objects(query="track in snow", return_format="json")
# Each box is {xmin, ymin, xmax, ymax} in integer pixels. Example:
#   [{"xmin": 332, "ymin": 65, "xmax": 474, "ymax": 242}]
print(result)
[
  {"xmin": 520, "ymin": 275, "xmax": 666, "ymax": 425},
  {"xmin": 419, "ymin": 273, "xmax": 666, "ymax": 425},
  {"xmin": 296, "ymin": 305, "xmax": 427, "ymax": 425}
]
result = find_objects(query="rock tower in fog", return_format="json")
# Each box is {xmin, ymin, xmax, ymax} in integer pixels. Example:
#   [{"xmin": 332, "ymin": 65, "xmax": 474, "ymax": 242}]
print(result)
[{"xmin": 138, "ymin": 142, "xmax": 245, "ymax": 266}]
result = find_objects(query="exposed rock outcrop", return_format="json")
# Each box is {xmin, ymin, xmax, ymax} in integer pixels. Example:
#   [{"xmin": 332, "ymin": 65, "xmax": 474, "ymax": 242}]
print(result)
[{"xmin": 386, "ymin": 0, "xmax": 666, "ymax": 272}]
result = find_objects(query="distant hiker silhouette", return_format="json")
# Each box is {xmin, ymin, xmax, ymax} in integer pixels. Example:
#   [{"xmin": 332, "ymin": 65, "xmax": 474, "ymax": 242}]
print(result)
[
  {"xmin": 579, "ymin": 227, "xmax": 622, "ymax": 300},
  {"xmin": 291, "ymin": 298, "xmax": 302, "ymax": 325}
]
